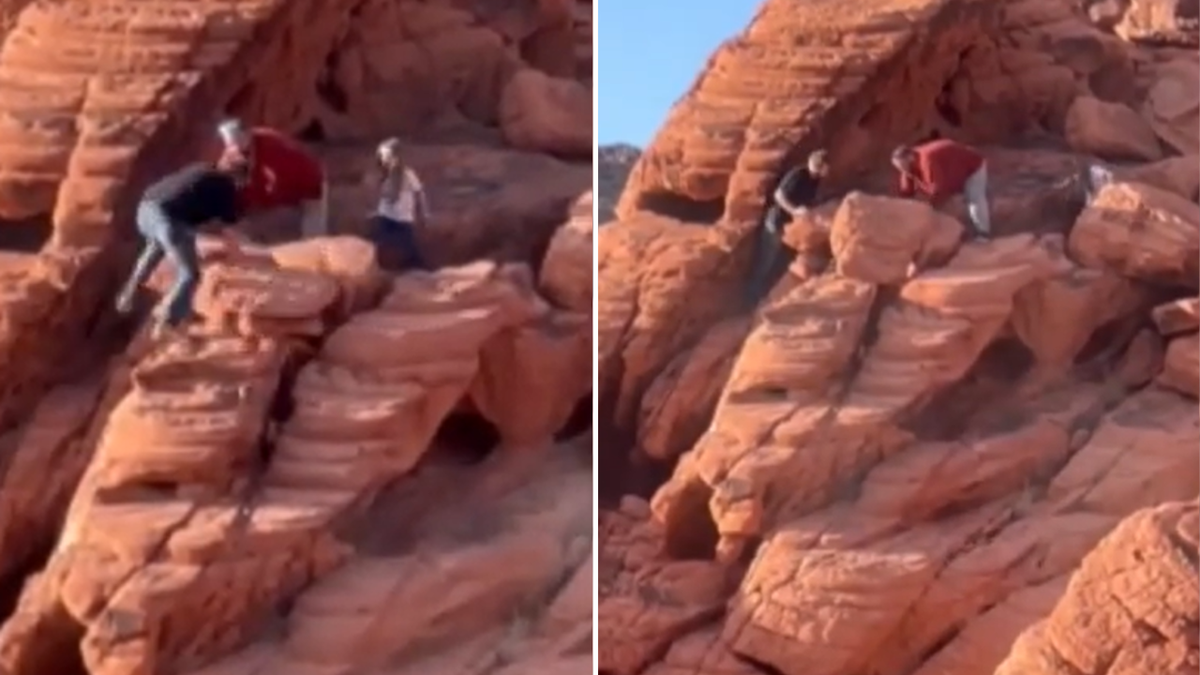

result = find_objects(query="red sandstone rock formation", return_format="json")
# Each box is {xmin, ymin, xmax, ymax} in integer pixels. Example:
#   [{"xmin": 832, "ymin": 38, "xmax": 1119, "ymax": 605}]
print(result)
[
  {"xmin": 0, "ymin": 0, "xmax": 592, "ymax": 419},
  {"xmin": 0, "ymin": 1, "xmax": 593, "ymax": 673},
  {"xmin": 996, "ymin": 500, "xmax": 1198, "ymax": 675},
  {"xmin": 598, "ymin": 0, "xmax": 1199, "ymax": 673},
  {"xmin": 0, "ymin": 244, "xmax": 592, "ymax": 675}
]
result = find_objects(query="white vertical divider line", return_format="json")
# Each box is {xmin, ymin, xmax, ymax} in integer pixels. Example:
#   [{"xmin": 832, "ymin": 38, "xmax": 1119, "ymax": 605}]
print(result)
[{"xmin": 590, "ymin": 0, "xmax": 601, "ymax": 670}]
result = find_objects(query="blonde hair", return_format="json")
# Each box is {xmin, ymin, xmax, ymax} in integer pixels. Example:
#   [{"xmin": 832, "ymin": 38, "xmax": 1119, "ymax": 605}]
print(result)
[
  {"xmin": 807, "ymin": 150, "xmax": 828, "ymax": 173},
  {"xmin": 376, "ymin": 139, "xmax": 409, "ymax": 201},
  {"xmin": 377, "ymin": 137, "xmax": 402, "ymax": 164}
]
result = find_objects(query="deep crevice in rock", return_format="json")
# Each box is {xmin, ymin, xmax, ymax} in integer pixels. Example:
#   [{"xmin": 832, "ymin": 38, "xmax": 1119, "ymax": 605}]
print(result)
[
  {"xmin": 431, "ymin": 408, "xmax": 502, "ymax": 465},
  {"xmin": 904, "ymin": 337, "xmax": 1038, "ymax": 442},
  {"xmin": 315, "ymin": 52, "xmax": 349, "ymax": 114},
  {"xmin": 636, "ymin": 191, "xmax": 724, "ymax": 225},
  {"xmin": 736, "ymin": 653, "xmax": 788, "ymax": 675},
  {"xmin": 974, "ymin": 336, "xmax": 1039, "ymax": 384},
  {"xmin": 598, "ymin": 389, "xmax": 635, "ymax": 505},
  {"xmin": 0, "ymin": 545, "xmax": 50, "ymax": 623},
  {"xmin": 297, "ymin": 119, "xmax": 327, "ymax": 143},
  {"xmin": 661, "ymin": 478, "xmax": 719, "ymax": 561},
  {"xmin": 1, "ymin": 603, "xmax": 87, "ymax": 675},
  {"xmin": 253, "ymin": 347, "xmax": 314, "ymax": 472},
  {"xmin": 1074, "ymin": 313, "xmax": 1145, "ymax": 366},
  {"xmin": 935, "ymin": 80, "xmax": 963, "ymax": 128},
  {"xmin": 0, "ymin": 214, "xmax": 52, "ymax": 254},
  {"xmin": 555, "ymin": 392, "xmax": 592, "ymax": 442},
  {"xmin": 525, "ymin": 206, "xmax": 569, "ymax": 274}
]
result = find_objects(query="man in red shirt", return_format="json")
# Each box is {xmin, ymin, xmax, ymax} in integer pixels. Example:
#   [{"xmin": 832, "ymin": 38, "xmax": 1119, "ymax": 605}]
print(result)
[
  {"xmin": 217, "ymin": 119, "xmax": 328, "ymax": 240},
  {"xmin": 892, "ymin": 139, "xmax": 990, "ymax": 239}
]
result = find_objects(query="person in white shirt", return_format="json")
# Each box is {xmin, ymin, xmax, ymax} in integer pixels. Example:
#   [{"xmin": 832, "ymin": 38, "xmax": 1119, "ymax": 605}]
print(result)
[{"xmin": 370, "ymin": 137, "xmax": 431, "ymax": 271}]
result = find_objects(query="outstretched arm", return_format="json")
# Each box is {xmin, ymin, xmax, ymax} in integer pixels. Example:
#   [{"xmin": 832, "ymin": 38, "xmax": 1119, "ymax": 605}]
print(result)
[
  {"xmin": 919, "ymin": 153, "xmax": 953, "ymax": 202},
  {"xmin": 415, "ymin": 189, "xmax": 431, "ymax": 230},
  {"xmin": 773, "ymin": 168, "xmax": 807, "ymax": 214},
  {"xmin": 213, "ymin": 187, "xmax": 247, "ymax": 257},
  {"xmin": 407, "ymin": 170, "xmax": 429, "ymax": 229}
]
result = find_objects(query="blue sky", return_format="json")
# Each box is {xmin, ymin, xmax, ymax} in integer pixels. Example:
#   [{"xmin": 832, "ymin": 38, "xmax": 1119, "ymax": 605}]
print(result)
[{"xmin": 597, "ymin": 2, "xmax": 759, "ymax": 146}]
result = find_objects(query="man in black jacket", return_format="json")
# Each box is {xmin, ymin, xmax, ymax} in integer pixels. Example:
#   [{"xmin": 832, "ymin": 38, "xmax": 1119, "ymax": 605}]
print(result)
[
  {"xmin": 745, "ymin": 150, "xmax": 829, "ymax": 307},
  {"xmin": 115, "ymin": 158, "xmax": 249, "ymax": 340}
]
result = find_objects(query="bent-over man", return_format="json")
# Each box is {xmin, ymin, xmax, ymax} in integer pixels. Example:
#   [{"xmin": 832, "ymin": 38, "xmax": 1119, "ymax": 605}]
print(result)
[
  {"xmin": 115, "ymin": 158, "xmax": 249, "ymax": 340},
  {"xmin": 746, "ymin": 150, "xmax": 830, "ymax": 307},
  {"xmin": 217, "ymin": 118, "xmax": 328, "ymax": 239},
  {"xmin": 892, "ymin": 139, "xmax": 990, "ymax": 240}
]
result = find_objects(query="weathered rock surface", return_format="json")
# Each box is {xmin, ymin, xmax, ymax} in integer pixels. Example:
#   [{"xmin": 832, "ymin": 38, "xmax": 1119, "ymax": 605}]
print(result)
[
  {"xmin": 0, "ymin": 0, "xmax": 592, "ymax": 425},
  {"xmin": 319, "ymin": 140, "xmax": 591, "ymax": 270},
  {"xmin": 598, "ymin": 0, "xmax": 1199, "ymax": 672},
  {"xmin": 185, "ymin": 438, "xmax": 593, "ymax": 675},
  {"xmin": 0, "ymin": 251, "xmax": 593, "ymax": 675},
  {"xmin": 500, "ymin": 68, "xmax": 592, "ymax": 157},
  {"xmin": 0, "ymin": 0, "xmax": 593, "ymax": 673},
  {"xmin": 996, "ymin": 500, "xmax": 1198, "ymax": 675},
  {"xmin": 1064, "ymin": 96, "xmax": 1164, "ymax": 161},
  {"xmin": 1069, "ymin": 181, "xmax": 1199, "ymax": 289},
  {"xmin": 541, "ymin": 191, "xmax": 595, "ymax": 314},
  {"xmin": 1140, "ymin": 59, "xmax": 1199, "ymax": 156}
]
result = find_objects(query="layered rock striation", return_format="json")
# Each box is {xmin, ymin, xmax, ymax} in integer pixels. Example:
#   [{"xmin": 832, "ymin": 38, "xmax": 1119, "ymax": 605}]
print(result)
[
  {"xmin": 0, "ymin": 1, "xmax": 594, "ymax": 673},
  {"xmin": 598, "ymin": 0, "xmax": 1198, "ymax": 673}
]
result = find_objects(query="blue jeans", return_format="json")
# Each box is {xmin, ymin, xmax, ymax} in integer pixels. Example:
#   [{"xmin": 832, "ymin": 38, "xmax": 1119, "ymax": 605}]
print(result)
[
  {"xmin": 369, "ymin": 215, "xmax": 428, "ymax": 271},
  {"xmin": 745, "ymin": 204, "xmax": 795, "ymax": 307},
  {"xmin": 120, "ymin": 201, "xmax": 200, "ymax": 327}
]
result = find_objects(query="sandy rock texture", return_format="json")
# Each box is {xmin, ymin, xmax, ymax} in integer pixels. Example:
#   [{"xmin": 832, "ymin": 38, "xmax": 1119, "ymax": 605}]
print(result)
[
  {"xmin": 0, "ymin": 1, "xmax": 593, "ymax": 674},
  {"xmin": 0, "ymin": 0, "xmax": 593, "ymax": 419},
  {"xmin": 0, "ymin": 245, "xmax": 594, "ymax": 675},
  {"xmin": 597, "ymin": 0, "xmax": 1199, "ymax": 673}
]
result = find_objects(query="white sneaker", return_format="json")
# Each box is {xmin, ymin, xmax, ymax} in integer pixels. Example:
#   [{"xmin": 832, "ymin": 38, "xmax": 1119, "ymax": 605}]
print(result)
[{"xmin": 115, "ymin": 292, "xmax": 135, "ymax": 315}]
